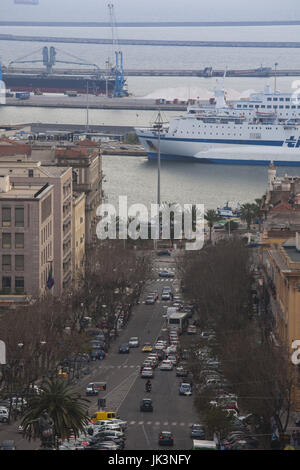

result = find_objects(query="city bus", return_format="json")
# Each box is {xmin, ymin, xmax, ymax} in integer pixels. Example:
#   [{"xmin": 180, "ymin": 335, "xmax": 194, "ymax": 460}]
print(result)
[{"xmin": 167, "ymin": 312, "xmax": 189, "ymax": 334}]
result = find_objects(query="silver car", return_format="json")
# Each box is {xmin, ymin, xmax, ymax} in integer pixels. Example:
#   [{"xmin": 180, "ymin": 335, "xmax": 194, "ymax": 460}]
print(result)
[{"xmin": 128, "ymin": 337, "xmax": 139, "ymax": 348}]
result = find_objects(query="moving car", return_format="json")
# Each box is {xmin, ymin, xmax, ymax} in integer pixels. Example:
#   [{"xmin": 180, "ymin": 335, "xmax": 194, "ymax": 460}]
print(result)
[
  {"xmin": 145, "ymin": 295, "xmax": 156, "ymax": 305},
  {"xmin": 142, "ymin": 343, "xmax": 153, "ymax": 353},
  {"xmin": 159, "ymin": 270, "xmax": 175, "ymax": 278},
  {"xmin": 158, "ymin": 431, "xmax": 174, "ymax": 446},
  {"xmin": 161, "ymin": 292, "xmax": 172, "ymax": 301},
  {"xmin": 119, "ymin": 343, "xmax": 130, "ymax": 354},
  {"xmin": 140, "ymin": 398, "xmax": 153, "ymax": 412},
  {"xmin": 128, "ymin": 337, "xmax": 139, "ymax": 348},
  {"xmin": 176, "ymin": 366, "xmax": 189, "ymax": 377},
  {"xmin": 149, "ymin": 291, "xmax": 159, "ymax": 301},
  {"xmin": 179, "ymin": 383, "xmax": 192, "ymax": 396},
  {"xmin": 141, "ymin": 367, "xmax": 154, "ymax": 379},
  {"xmin": 157, "ymin": 250, "xmax": 171, "ymax": 256},
  {"xmin": 190, "ymin": 424, "xmax": 205, "ymax": 439},
  {"xmin": 86, "ymin": 383, "xmax": 99, "ymax": 396},
  {"xmin": 160, "ymin": 360, "xmax": 173, "ymax": 371}
]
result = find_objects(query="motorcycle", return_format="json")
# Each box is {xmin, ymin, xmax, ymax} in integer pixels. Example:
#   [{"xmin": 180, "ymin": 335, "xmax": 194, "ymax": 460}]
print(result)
[{"xmin": 145, "ymin": 383, "xmax": 152, "ymax": 393}]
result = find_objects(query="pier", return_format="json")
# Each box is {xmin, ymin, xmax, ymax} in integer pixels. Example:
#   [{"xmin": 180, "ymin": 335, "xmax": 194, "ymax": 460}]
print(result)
[
  {"xmin": 4, "ymin": 66, "xmax": 300, "ymax": 78},
  {"xmin": 3, "ymin": 34, "xmax": 300, "ymax": 48}
]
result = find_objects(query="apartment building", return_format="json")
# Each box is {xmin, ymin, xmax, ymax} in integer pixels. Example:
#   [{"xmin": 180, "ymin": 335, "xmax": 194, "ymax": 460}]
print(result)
[
  {"xmin": 29, "ymin": 140, "xmax": 103, "ymax": 244},
  {"xmin": 0, "ymin": 175, "xmax": 54, "ymax": 298},
  {"xmin": 0, "ymin": 161, "xmax": 73, "ymax": 296},
  {"xmin": 259, "ymin": 163, "xmax": 300, "ymax": 409}
]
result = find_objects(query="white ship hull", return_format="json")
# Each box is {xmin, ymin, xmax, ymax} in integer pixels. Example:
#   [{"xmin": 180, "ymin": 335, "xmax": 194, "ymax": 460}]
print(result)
[{"xmin": 137, "ymin": 133, "xmax": 300, "ymax": 165}]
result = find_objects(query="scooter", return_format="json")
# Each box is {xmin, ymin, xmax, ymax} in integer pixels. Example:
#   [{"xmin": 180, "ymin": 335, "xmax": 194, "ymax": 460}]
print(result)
[{"xmin": 145, "ymin": 383, "xmax": 152, "ymax": 393}]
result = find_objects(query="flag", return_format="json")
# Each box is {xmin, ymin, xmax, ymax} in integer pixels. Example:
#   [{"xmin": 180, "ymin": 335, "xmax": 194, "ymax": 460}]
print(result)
[{"xmin": 47, "ymin": 264, "xmax": 54, "ymax": 289}]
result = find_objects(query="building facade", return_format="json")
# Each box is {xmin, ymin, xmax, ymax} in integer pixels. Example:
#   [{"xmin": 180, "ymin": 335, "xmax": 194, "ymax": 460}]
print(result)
[
  {"xmin": 0, "ymin": 175, "xmax": 54, "ymax": 298},
  {"xmin": 0, "ymin": 161, "xmax": 73, "ymax": 296}
]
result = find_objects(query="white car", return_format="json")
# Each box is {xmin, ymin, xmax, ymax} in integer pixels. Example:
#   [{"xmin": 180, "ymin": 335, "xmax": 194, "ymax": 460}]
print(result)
[
  {"xmin": 128, "ymin": 337, "xmax": 139, "ymax": 348},
  {"xmin": 91, "ymin": 418, "xmax": 127, "ymax": 431},
  {"xmin": 166, "ymin": 345, "xmax": 177, "ymax": 354},
  {"xmin": 154, "ymin": 342, "xmax": 166, "ymax": 350},
  {"xmin": 141, "ymin": 367, "xmax": 154, "ymax": 378},
  {"xmin": 160, "ymin": 360, "xmax": 173, "ymax": 371},
  {"xmin": 0, "ymin": 407, "xmax": 9, "ymax": 423}
]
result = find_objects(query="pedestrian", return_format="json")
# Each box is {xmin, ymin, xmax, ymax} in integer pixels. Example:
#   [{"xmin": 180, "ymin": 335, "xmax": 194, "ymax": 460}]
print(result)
[
  {"xmin": 292, "ymin": 430, "xmax": 297, "ymax": 447},
  {"xmin": 296, "ymin": 430, "xmax": 300, "ymax": 446}
]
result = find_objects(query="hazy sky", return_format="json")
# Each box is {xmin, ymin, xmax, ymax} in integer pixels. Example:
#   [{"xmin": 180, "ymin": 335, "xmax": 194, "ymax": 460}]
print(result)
[{"xmin": 0, "ymin": 0, "xmax": 300, "ymax": 22}]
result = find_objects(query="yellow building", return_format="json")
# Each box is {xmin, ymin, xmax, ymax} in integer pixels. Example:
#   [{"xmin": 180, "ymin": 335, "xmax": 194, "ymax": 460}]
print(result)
[
  {"xmin": 72, "ymin": 192, "xmax": 86, "ymax": 288},
  {"xmin": 262, "ymin": 236, "xmax": 300, "ymax": 408}
]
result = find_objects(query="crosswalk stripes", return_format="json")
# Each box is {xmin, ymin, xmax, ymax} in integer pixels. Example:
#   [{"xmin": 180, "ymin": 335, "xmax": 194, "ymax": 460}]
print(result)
[{"xmin": 127, "ymin": 421, "xmax": 194, "ymax": 427}]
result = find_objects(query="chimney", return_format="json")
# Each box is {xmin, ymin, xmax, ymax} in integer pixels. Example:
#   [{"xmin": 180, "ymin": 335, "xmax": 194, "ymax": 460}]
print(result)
[{"xmin": 0, "ymin": 175, "xmax": 11, "ymax": 193}]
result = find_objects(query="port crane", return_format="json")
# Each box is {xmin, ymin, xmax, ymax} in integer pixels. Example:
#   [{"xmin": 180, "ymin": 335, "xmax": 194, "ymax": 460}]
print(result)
[
  {"xmin": 108, "ymin": 3, "xmax": 128, "ymax": 97},
  {"xmin": 7, "ymin": 47, "xmax": 103, "ymax": 76}
]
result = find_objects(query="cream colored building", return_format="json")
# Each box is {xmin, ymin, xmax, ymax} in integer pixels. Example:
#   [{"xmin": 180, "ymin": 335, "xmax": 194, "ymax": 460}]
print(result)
[{"xmin": 0, "ymin": 175, "xmax": 54, "ymax": 298}]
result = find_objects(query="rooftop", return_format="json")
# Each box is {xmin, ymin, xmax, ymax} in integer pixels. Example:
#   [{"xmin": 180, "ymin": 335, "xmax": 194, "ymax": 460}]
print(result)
[{"xmin": 0, "ymin": 182, "xmax": 52, "ymax": 200}]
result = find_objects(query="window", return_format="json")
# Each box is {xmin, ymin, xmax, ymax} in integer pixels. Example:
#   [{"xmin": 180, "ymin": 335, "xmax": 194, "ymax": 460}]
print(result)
[
  {"xmin": 2, "ymin": 276, "xmax": 11, "ymax": 291},
  {"xmin": 15, "ymin": 255, "xmax": 24, "ymax": 271},
  {"xmin": 2, "ymin": 207, "xmax": 11, "ymax": 227},
  {"xmin": 2, "ymin": 255, "xmax": 11, "ymax": 271},
  {"xmin": 2, "ymin": 233, "xmax": 11, "ymax": 249},
  {"xmin": 286, "ymin": 98, "xmax": 290, "ymax": 101},
  {"xmin": 15, "ymin": 206, "xmax": 24, "ymax": 227},
  {"xmin": 15, "ymin": 233, "xmax": 24, "ymax": 249},
  {"xmin": 28, "ymin": 169, "xmax": 34, "ymax": 177},
  {"xmin": 15, "ymin": 277, "xmax": 24, "ymax": 292}
]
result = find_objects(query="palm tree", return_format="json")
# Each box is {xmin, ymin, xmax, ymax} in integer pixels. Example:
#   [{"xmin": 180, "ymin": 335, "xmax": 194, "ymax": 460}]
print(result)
[
  {"xmin": 240, "ymin": 203, "xmax": 256, "ymax": 230},
  {"xmin": 204, "ymin": 209, "xmax": 219, "ymax": 242},
  {"xmin": 21, "ymin": 378, "xmax": 90, "ymax": 448}
]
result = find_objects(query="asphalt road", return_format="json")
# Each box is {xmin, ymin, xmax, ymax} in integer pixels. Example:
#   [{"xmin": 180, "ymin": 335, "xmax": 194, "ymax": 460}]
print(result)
[{"xmin": 0, "ymin": 252, "xmax": 198, "ymax": 450}]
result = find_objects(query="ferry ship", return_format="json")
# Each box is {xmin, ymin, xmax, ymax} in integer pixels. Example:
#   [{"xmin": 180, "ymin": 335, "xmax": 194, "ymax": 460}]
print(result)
[{"xmin": 135, "ymin": 85, "xmax": 300, "ymax": 165}]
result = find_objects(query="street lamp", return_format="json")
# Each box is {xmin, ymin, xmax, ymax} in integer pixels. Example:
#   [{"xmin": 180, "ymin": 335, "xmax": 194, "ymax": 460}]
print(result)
[{"xmin": 274, "ymin": 62, "xmax": 278, "ymax": 93}]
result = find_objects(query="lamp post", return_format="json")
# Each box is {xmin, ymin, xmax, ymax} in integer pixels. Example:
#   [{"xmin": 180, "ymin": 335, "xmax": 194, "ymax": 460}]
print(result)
[{"xmin": 274, "ymin": 62, "xmax": 278, "ymax": 93}]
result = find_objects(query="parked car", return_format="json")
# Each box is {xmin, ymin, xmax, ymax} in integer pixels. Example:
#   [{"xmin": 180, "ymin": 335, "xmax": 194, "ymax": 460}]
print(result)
[
  {"xmin": 91, "ymin": 349, "xmax": 105, "ymax": 361},
  {"xmin": 0, "ymin": 440, "xmax": 16, "ymax": 450},
  {"xmin": 0, "ymin": 407, "xmax": 9, "ymax": 423}
]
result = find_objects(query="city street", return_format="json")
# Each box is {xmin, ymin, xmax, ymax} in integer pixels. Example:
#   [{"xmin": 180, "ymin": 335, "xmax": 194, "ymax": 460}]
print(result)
[{"xmin": 0, "ymin": 252, "xmax": 198, "ymax": 450}]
